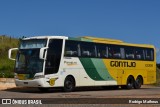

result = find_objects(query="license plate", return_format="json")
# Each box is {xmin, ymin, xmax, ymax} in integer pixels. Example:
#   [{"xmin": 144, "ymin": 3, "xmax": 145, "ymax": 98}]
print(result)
[{"xmin": 17, "ymin": 74, "xmax": 27, "ymax": 80}]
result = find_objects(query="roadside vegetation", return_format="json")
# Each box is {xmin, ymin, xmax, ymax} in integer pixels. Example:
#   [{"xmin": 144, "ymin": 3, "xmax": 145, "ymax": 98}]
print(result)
[
  {"xmin": 0, "ymin": 35, "xmax": 19, "ymax": 78},
  {"xmin": 156, "ymin": 66, "xmax": 160, "ymax": 86}
]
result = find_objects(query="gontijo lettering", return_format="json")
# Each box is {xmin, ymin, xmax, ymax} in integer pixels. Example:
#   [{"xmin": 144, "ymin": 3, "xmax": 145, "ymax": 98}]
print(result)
[{"xmin": 110, "ymin": 61, "xmax": 136, "ymax": 67}]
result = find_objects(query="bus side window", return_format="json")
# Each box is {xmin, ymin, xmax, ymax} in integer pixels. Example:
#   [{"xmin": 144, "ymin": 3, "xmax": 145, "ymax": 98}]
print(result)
[
  {"xmin": 108, "ymin": 47, "xmax": 113, "ymax": 58},
  {"xmin": 108, "ymin": 46, "xmax": 121, "ymax": 59},
  {"xmin": 97, "ymin": 44, "xmax": 108, "ymax": 58},
  {"xmin": 112, "ymin": 46, "xmax": 121, "ymax": 59},
  {"xmin": 81, "ymin": 42, "xmax": 96, "ymax": 58},
  {"xmin": 151, "ymin": 50, "xmax": 154, "ymax": 60},
  {"xmin": 145, "ymin": 49, "xmax": 154, "ymax": 61},
  {"xmin": 82, "ymin": 51, "xmax": 90, "ymax": 56},
  {"xmin": 125, "ymin": 47, "xmax": 135, "ymax": 59},
  {"xmin": 120, "ymin": 48, "xmax": 125, "ymax": 59},
  {"xmin": 135, "ymin": 48, "xmax": 145, "ymax": 60},
  {"xmin": 64, "ymin": 40, "xmax": 78, "ymax": 57}
]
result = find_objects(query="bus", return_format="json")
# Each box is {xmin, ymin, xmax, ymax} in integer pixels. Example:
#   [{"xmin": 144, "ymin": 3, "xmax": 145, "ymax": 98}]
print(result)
[{"xmin": 8, "ymin": 36, "xmax": 156, "ymax": 92}]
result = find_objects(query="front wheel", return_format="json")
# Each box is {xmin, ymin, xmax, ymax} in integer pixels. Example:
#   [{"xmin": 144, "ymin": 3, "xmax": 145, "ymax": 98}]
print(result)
[{"xmin": 63, "ymin": 76, "xmax": 75, "ymax": 92}]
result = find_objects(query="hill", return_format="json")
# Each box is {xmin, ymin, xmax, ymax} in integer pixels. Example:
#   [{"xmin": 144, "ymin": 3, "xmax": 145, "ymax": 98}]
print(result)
[{"xmin": 0, "ymin": 35, "xmax": 19, "ymax": 77}]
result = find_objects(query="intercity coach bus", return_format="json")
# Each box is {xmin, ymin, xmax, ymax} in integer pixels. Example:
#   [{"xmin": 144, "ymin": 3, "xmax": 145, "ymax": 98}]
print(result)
[{"xmin": 8, "ymin": 36, "xmax": 156, "ymax": 92}]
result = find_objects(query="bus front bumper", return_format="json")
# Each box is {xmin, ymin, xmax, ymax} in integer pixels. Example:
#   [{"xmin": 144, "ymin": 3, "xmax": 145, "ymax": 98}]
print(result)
[{"xmin": 15, "ymin": 78, "xmax": 46, "ymax": 87}]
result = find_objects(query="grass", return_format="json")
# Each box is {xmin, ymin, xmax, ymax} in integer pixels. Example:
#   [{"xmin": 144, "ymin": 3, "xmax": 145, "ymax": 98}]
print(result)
[
  {"xmin": 156, "ymin": 67, "xmax": 160, "ymax": 86},
  {"xmin": 0, "ymin": 35, "xmax": 19, "ymax": 78}
]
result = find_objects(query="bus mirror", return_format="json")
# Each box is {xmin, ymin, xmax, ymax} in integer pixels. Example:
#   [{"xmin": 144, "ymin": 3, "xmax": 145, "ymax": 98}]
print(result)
[
  {"xmin": 8, "ymin": 48, "xmax": 18, "ymax": 60},
  {"xmin": 39, "ymin": 47, "xmax": 48, "ymax": 60}
]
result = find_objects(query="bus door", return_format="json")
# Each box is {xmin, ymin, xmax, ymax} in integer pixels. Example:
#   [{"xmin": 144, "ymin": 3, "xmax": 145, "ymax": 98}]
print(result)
[{"xmin": 45, "ymin": 39, "xmax": 63, "ymax": 75}]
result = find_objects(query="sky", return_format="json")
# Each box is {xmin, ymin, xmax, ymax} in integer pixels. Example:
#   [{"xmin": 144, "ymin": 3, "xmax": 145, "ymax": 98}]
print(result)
[{"xmin": 0, "ymin": 0, "xmax": 160, "ymax": 62}]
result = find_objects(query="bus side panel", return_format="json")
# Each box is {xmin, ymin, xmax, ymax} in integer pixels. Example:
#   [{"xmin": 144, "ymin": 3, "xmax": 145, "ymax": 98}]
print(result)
[
  {"xmin": 60, "ymin": 57, "xmax": 81, "ymax": 87},
  {"xmin": 79, "ymin": 58, "xmax": 117, "ymax": 86},
  {"xmin": 103, "ymin": 59, "xmax": 156, "ymax": 85},
  {"xmin": 62, "ymin": 57, "xmax": 118, "ymax": 87}
]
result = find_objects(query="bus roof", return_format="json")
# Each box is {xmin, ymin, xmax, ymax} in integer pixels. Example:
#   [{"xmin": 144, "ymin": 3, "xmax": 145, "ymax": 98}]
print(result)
[
  {"xmin": 22, "ymin": 35, "xmax": 155, "ymax": 48},
  {"xmin": 22, "ymin": 36, "xmax": 68, "ymax": 40},
  {"xmin": 79, "ymin": 36, "xmax": 124, "ymax": 43},
  {"xmin": 76, "ymin": 36, "xmax": 155, "ymax": 48}
]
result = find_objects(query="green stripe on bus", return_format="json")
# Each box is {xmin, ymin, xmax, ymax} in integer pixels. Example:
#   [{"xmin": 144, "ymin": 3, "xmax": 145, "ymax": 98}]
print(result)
[
  {"xmin": 68, "ymin": 37, "xmax": 92, "ymax": 42},
  {"xmin": 79, "ymin": 58, "xmax": 104, "ymax": 80},
  {"xmin": 80, "ymin": 38, "xmax": 92, "ymax": 42},
  {"xmin": 79, "ymin": 58, "xmax": 114, "ymax": 81},
  {"xmin": 91, "ymin": 58, "xmax": 114, "ymax": 80}
]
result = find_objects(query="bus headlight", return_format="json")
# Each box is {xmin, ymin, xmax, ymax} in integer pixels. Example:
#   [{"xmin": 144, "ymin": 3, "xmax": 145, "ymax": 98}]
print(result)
[
  {"xmin": 14, "ymin": 73, "xmax": 18, "ymax": 79},
  {"xmin": 34, "ymin": 75, "xmax": 45, "ymax": 79}
]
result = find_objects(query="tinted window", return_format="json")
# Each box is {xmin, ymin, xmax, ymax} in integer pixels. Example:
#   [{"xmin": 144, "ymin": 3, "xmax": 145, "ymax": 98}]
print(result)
[
  {"xmin": 108, "ymin": 46, "xmax": 121, "ymax": 59},
  {"xmin": 81, "ymin": 42, "xmax": 96, "ymax": 57},
  {"xmin": 45, "ymin": 39, "xmax": 63, "ymax": 75},
  {"xmin": 135, "ymin": 48, "xmax": 145, "ymax": 60},
  {"xmin": 64, "ymin": 40, "xmax": 79, "ymax": 57},
  {"xmin": 125, "ymin": 47, "xmax": 135, "ymax": 59},
  {"xmin": 97, "ymin": 44, "xmax": 108, "ymax": 58},
  {"xmin": 64, "ymin": 40, "xmax": 154, "ymax": 61},
  {"xmin": 145, "ymin": 49, "xmax": 154, "ymax": 61}
]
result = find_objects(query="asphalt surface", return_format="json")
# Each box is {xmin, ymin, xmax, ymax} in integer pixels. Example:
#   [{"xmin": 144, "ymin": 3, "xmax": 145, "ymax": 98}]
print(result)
[
  {"xmin": 0, "ymin": 85, "xmax": 160, "ymax": 106},
  {"xmin": 0, "ymin": 85, "xmax": 160, "ymax": 98}
]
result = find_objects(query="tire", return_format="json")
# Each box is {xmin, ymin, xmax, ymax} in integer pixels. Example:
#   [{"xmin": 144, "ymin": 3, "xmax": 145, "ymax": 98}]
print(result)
[
  {"xmin": 63, "ymin": 76, "xmax": 75, "ymax": 92},
  {"xmin": 126, "ymin": 76, "xmax": 134, "ymax": 89},
  {"xmin": 134, "ymin": 76, "xmax": 142, "ymax": 89},
  {"xmin": 121, "ymin": 76, "xmax": 134, "ymax": 89}
]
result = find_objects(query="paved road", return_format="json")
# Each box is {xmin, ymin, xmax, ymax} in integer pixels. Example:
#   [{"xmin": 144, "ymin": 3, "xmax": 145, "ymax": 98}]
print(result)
[
  {"xmin": 0, "ymin": 85, "xmax": 160, "ymax": 98},
  {"xmin": 0, "ymin": 85, "xmax": 160, "ymax": 106}
]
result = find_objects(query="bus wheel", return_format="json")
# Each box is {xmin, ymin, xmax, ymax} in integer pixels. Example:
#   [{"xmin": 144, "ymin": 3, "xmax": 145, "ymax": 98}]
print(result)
[
  {"xmin": 126, "ymin": 76, "xmax": 134, "ymax": 89},
  {"xmin": 38, "ymin": 88, "xmax": 49, "ymax": 92},
  {"xmin": 134, "ymin": 76, "xmax": 143, "ymax": 89},
  {"xmin": 63, "ymin": 76, "xmax": 75, "ymax": 92},
  {"xmin": 121, "ymin": 76, "xmax": 134, "ymax": 89}
]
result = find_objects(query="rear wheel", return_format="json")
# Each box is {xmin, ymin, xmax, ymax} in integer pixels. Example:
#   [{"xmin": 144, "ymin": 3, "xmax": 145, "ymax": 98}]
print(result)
[
  {"xmin": 134, "ymin": 76, "xmax": 143, "ymax": 89},
  {"xmin": 63, "ymin": 76, "xmax": 75, "ymax": 92},
  {"xmin": 121, "ymin": 76, "xmax": 134, "ymax": 89}
]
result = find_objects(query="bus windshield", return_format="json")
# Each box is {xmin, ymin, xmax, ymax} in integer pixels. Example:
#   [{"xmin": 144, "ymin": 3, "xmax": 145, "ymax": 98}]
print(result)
[
  {"xmin": 15, "ymin": 39, "xmax": 47, "ymax": 78},
  {"xmin": 20, "ymin": 39, "xmax": 47, "ymax": 49},
  {"xmin": 15, "ymin": 49, "xmax": 43, "ymax": 76}
]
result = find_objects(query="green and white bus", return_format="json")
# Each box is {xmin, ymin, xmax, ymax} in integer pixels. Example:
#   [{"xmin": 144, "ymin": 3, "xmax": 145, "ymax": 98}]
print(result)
[{"xmin": 8, "ymin": 36, "xmax": 156, "ymax": 92}]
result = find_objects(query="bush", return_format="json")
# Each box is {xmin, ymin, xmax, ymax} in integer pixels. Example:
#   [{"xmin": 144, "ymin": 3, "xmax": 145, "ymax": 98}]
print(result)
[
  {"xmin": 0, "ymin": 35, "xmax": 19, "ymax": 78},
  {"xmin": 156, "ymin": 67, "xmax": 160, "ymax": 86},
  {"xmin": 0, "ymin": 71, "xmax": 14, "ymax": 78}
]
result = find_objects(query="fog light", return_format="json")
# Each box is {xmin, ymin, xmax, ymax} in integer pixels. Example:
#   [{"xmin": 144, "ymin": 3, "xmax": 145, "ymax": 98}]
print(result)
[{"xmin": 14, "ymin": 73, "xmax": 18, "ymax": 79}]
